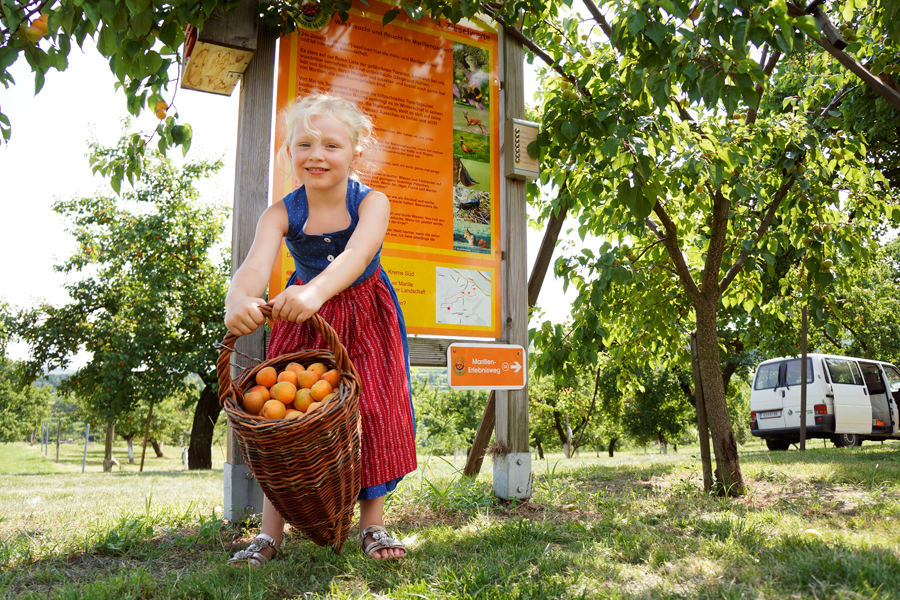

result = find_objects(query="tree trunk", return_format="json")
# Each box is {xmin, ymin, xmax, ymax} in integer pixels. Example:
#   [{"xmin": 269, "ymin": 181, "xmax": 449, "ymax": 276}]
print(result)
[
  {"xmin": 533, "ymin": 436, "xmax": 544, "ymax": 459},
  {"xmin": 188, "ymin": 380, "xmax": 222, "ymax": 469},
  {"xmin": 150, "ymin": 438, "xmax": 163, "ymax": 458},
  {"xmin": 125, "ymin": 437, "xmax": 135, "ymax": 463},
  {"xmin": 553, "ymin": 410, "xmax": 568, "ymax": 451},
  {"xmin": 608, "ymin": 437, "xmax": 618, "ymax": 457},
  {"xmin": 102, "ymin": 422, "xmax": 116, "ymax": 472},
  {"xmin": 695, "ymin": 302, "xmax": 744, "ymax": 495}
]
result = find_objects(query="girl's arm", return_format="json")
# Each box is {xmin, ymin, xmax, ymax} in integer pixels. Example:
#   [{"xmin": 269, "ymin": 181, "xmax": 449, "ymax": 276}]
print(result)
[
  {"xmin": 224, "ymin": 202, "xmax": 290, "ymax": 335},
  {"xmin": 270, "ymin": 191, "xmax": 390, "ymax": 323}
]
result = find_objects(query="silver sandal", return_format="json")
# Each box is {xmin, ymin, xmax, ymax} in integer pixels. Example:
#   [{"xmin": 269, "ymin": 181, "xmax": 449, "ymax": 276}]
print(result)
[
  {"xmin": 359, "ymin": 525, "xmax": 406, "ymax": 559},
  {"xmin": 227, "ymin": 533, "xmax": 278, "ymax": 567}
]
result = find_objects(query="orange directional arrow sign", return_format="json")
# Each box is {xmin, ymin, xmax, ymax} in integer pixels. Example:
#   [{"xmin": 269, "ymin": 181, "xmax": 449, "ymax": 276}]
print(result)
[{"xmin": 447, "ymin": 343, "xmax": 527, "ymax": 390}]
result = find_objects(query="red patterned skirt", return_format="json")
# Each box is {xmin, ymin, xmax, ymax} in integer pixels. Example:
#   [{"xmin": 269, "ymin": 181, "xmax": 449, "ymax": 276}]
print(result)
[{"xmin": 266, "ymin": 267, "xmax": 417, "ymax": 490}]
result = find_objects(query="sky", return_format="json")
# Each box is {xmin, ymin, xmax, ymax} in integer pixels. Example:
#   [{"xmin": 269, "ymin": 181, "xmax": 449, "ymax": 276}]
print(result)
[{"xmin": 0, "ymin": 43, "xmax": 580, "ymax": 367}]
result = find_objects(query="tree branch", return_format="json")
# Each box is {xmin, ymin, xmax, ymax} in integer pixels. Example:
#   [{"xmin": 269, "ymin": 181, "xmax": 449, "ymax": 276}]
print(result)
[
  {"xmin": 652, "ymin": 202, "xmax": 703, "ymax": 303},
  {"xmin": 719, "ymin": 176, "xmax": 798, "ymax": 293},
  {"xmin": 581, "ymin": 0, "xmax": 614, "ymax": 44},
  {"xmin": 484, "ymin": 6, "xmax": 593, "ymax": 101},
  {"xmin": 573, "ymin": 363, "xmax": 603, "ymax": 450},
  {"xmin": 818, "ymin": 83, "xmax": 857, "ymax": 120}
]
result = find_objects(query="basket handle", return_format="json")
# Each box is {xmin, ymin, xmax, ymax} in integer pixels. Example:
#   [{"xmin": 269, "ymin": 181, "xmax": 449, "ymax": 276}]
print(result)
[{"xmin": 216, "ymin": 306, "xmax": 356, "ymax": 406}]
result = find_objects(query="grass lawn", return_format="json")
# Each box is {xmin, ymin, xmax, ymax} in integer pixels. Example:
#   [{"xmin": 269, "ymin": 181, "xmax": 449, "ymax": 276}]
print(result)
[{"xmin": 2, "ymin": 438, "xmax": 900, "ymax": 598}]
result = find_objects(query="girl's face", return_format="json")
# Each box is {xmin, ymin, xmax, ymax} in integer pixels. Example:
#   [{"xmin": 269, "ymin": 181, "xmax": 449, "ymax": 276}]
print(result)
[{"xmin": 288, "ymin": 114, "xmax": 358, "ymax": 194}]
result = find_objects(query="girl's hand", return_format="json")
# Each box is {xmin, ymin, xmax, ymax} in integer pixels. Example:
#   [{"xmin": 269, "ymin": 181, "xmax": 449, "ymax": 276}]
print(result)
[
  {"xmin": 270, "ymin": 284, "xmax": 326, "ymax": 323},
  {"xmin": 225, "ymin": 296, "xmax": 268, "ymax": 336}
]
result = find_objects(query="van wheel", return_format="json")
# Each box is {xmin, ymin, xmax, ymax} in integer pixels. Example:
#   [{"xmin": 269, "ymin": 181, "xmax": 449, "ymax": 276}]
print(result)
[
  {"xmin": 765, "ymin": 439, "xmax": 791, "ymax": 451},
  {"xmin": 834, "ymin": 433, "xmax": 861, "ymax": 448}
]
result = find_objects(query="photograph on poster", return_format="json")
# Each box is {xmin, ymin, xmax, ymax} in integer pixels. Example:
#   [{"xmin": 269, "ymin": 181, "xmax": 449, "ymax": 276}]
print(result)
[
  {"xmin": 452, "ymin": 155, "xmax": 491, "ymax": 255},
  {"xmin": 453, "ymin": 131, "xmax": 489, "ymax": 163},
  {"xmin": 452, "ymin": 42, "xmax": 491, "ymax": 111}
]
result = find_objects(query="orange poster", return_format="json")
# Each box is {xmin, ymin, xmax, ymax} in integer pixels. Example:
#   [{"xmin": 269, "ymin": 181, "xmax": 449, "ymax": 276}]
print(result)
[{"xmin": 270, "ymin": 1, "xmax": 501, "ymax": 338}]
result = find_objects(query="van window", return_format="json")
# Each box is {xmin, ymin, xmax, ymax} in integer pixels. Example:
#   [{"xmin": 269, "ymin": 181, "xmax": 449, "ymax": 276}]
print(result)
[
  {"xmin": 826, "ymin": 358, "xmax": 864, "ymax": 385},
  {"xmin": 884, "ymin": 365, "xmax": 900, "ymax": 393},
  {"xmin": 754, "ymin": 363, "xmax": 780, "ymax": 390},
  {"xmin": 785, "ymin": 358, "xmax": 814, "ymax": 386}
]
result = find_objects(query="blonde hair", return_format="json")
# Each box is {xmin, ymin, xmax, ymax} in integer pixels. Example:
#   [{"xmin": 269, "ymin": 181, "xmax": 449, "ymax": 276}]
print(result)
[{"xmin": 278, "ymin": 94, "xmax": 376, "ymax": 177}]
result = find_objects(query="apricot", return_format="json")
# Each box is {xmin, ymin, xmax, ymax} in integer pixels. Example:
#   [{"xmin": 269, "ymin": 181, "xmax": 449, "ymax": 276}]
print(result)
[
  {"xmin": 243, "ymin": 390, "xmax": 267, "ymax": 414},
  {"xmin": 24, "ymin": 25, "xmax": 43, "ymax": 42},
  {"xmin": 31, "ymin": 18, "xmax": 48, "ymax": 36},
  {"xmin": 285, "ymin": 409, "xmax": 302, "ymax": 420},
  {"xmin": 307, "ymin": 401, "xmax": 323, "ymax": 413},
  {"xmin": 285, "ymin": 362, "xmax": 306, "ymax": 374},
  {"xmin": 156, "ymin": 100, "xmax": 167, "ymax": 111},
  {"xmin": 271, "ymin": 381, "xmax": 297, "ymax": 404},
  {"xmin": 296, "ymin": 370, "xmax": 319, "ymax": 389},
  {"xmin": 310, "ymin": 379, "xmax": 333, "ymax": 401},
  {"xmin": 256, "ymin": 366, "xmax": 277, "ymax": 388},
  {"xmin": 322, "ymin": 369, "xmax": 340, "ymax": 388},
  {"xmin": 155, "ymin": 109, "xmax": 167, "ymax": 120},
  {"xmin": 260, "ymin": 400, "xmax": 286, "ymax": 419},
  {"xmin": 277, "ymin": 370, "xmax": 298, "ymax": 386},
  {"xmin": 294, "ymin": 388, "xmax": 314, "ymax": 412},
  {"xmin": 249, "ymin": 385, "xmax": 270, "ymax": 401},
  {"xmin": 322, "ymin": 392, "xmax": 336, "ymax": 404},
  {"xmin": 307, "ymin": 362, "xmax": 328, "ymax": 378}
]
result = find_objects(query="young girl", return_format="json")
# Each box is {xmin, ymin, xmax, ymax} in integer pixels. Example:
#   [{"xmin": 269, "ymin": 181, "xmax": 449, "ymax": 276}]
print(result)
[{"xmin": 224, "ymin": 94, "xmax": 417, "ymax": 564}]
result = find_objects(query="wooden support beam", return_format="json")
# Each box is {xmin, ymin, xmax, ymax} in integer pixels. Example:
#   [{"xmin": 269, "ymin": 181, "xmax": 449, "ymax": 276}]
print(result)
[
  {"xmin": 223, "ymin": 11, "xmax": 277, "ymax": 523},
  {"xmin": 813, "ymin": 35, "xmax": 900, "ymax": 111},
  {"xmin": 787, "ymin": 2, "xmax": 900, "ymax": 111}
]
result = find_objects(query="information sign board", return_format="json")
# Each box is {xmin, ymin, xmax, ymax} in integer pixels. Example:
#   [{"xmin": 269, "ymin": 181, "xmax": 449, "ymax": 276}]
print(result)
[
  {"xmin": 269, "ymin": 1, "xmax": 502, "ymax": 338},
  {"xmin": 447, "ymin": 343, "xmax": 527, "ymax": 390}
]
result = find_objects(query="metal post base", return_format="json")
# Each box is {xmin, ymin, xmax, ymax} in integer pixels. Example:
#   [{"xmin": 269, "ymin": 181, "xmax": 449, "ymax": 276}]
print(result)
[
  {"xmin": 223, "ymin": 462, "xmax": 264, "ymax": 522},
  {"xmin": 493, "ymin": 452, "xmax": 533, "ymax": 500}
]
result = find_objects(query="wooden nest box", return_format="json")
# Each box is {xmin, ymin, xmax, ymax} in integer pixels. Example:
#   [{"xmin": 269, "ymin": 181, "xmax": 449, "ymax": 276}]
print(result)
[{"xmin": 180, "ymin": 0, "xmax": 259, "ymax": 96}]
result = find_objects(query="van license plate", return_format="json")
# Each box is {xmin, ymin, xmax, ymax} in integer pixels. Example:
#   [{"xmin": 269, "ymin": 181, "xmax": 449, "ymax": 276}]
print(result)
[{"xmin": 759, "ymin": 411, "xmax": 781, "ymax": 419}]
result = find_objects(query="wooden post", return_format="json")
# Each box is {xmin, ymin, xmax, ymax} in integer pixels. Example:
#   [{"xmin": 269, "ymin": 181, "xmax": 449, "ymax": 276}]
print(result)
[
  {"xmin": 55, "ymin": 421, "xmax": 61, "ymax": 463},
  {"xmin": 223, "ymin": 10, "xmax": 276, "ymax": 522},
  {"xmin": 82, "ymin": 424, "xmax": 90, "ymax": 473},
  {"xmin": 139, "ymin": 405, "xmax": 154, "ymax": 472},
  {"xmin": 102, "ymin": 423, "xmax": 115, "ymax": 472},
  {"xmin": 690, "ymin": 332, "xmax": 713, "ymax": 492},
  {"xmin": 493, "ymin": 26, "xmax": 531, "ymax": 500},
  {"xmin": 799, "ymin": 305, "xmax": 808, "ymax": 451}
]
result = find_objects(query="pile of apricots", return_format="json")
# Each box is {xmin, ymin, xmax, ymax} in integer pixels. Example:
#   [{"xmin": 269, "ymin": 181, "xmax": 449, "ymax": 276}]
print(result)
[{"xmin": 242, "ymin": 362, "xmax": 339, "ymax": 420}]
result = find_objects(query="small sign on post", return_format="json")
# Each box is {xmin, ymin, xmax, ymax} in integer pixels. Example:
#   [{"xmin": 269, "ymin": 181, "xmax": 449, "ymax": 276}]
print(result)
[{"xmin": 447, "ymin": 343, "xmax": 527, "ymax": 390}]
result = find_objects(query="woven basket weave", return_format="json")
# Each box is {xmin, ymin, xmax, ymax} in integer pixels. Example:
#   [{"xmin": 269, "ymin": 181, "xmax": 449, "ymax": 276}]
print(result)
[{"xmin": 217, "ymin": 308, "xmax": 361, "ymax": 551}]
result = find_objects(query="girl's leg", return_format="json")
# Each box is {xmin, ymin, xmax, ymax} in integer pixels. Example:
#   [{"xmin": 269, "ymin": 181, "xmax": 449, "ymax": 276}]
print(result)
[
  {"xmin": 255, "ymin": 495, "xmax": 285, "ymax": 560},
  {"xmin": 359, "ymin": 496, "xmax": 405, "ymax": 558}
]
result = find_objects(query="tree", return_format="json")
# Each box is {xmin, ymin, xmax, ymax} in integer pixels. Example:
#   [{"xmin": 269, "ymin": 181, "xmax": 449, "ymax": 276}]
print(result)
[
  {"xmin": 621, "ymin": 369, "xmax": 693, "ymax": 451},
  {"xmin": 478, "ymin": 0, "xmax": 900, "ymax": 495},
  {"xmin": 0, "ymin": 0, "xmax": 365, "ymax": 189},
  {"xmin": 17, "ymin": 132, "xmax": 228, "ymax": 468},
  {"xmin": 413, "ymin": 377, "xmax": 487, "ymax": 456},
  {"xmin": 528, "ymin": 361, "xmax": 602, "ymax": 456}
]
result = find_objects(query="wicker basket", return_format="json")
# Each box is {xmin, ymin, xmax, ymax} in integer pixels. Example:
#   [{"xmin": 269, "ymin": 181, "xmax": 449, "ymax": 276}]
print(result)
[{"xmin": 217, "ymin": 308, "xmax": 361, "ymax": 551}]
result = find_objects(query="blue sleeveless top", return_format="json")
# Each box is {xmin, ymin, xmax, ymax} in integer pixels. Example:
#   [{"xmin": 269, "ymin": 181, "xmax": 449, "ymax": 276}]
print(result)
[{"xmin": 283, "ymin": 179, "xmax": 381, "ymax": 286}]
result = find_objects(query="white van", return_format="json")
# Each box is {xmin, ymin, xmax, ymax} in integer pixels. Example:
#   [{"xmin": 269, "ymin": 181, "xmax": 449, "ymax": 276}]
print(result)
[{"xmin": 749, "ymin": 353, "xmax": 900, "ymax": 450}]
